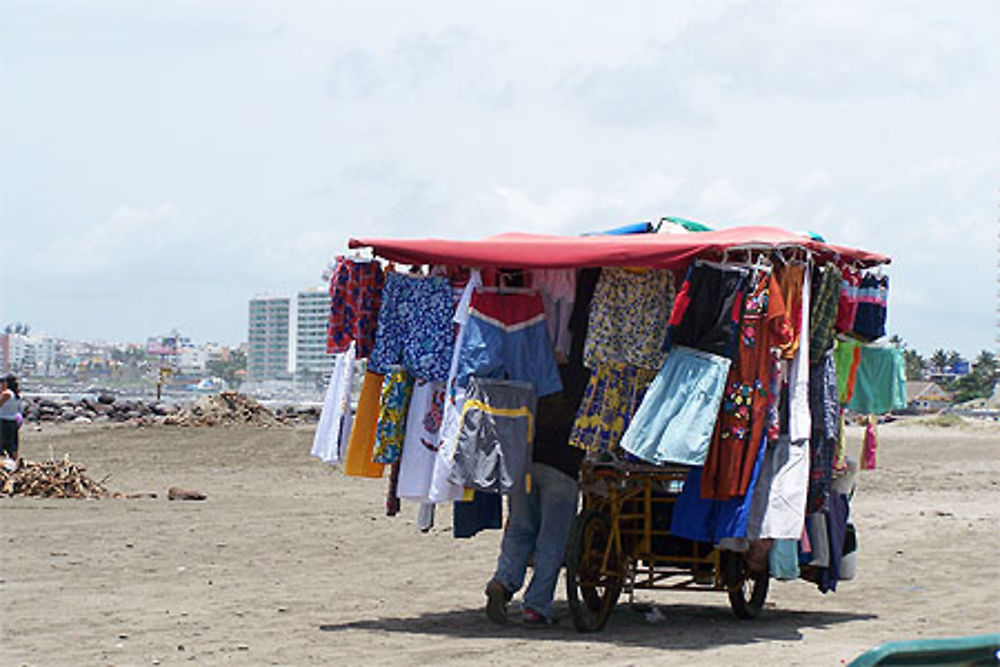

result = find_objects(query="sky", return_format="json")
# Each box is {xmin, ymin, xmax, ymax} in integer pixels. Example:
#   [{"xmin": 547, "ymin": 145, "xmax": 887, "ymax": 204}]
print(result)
[{"xmin": 1, "ymin": 0, "xmax": 998, "ymax": 356}]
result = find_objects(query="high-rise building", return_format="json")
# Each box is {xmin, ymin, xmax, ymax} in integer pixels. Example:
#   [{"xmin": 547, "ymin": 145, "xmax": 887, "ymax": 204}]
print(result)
[
  {"xmin": 295, "ymin": 287, "xmax": 333, "ymax": 380},
  {"xmin": 247, "ymin": 295, "xmax": 291, "ymax": 381}
]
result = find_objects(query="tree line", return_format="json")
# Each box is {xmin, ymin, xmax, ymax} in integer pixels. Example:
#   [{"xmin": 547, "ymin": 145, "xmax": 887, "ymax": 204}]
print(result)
[{"xmin": 894, "ymin": 335, "xmax": 999, "ymax": 404}]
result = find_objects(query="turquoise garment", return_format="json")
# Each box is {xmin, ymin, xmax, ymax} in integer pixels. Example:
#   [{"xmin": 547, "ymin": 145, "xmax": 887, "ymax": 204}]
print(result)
[
  {"xmin": 769, "ymin": 539, "xmax": 800, "ymax": 580},
  {"xmin": 847, "ymin": 346, "xmax": 906, "ymax": 415}
]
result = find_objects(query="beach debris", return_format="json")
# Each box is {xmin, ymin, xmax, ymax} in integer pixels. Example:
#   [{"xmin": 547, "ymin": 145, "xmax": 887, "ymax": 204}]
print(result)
[
  {"xmin": 161, "ymin": 392, "xmax": 286, "ymax": 427},
  {"xmin": 644, "ymin": 606, "xmax": 666, "ymax": 624},
  {"xmin": 21, "ymin": 396, "xmax": 165, "ymax": 425},
  {"xmin": 20, "ymin": 392, "xmax": 320, "ymax": 427},
  {"xmin": 0, "ymin": 456, "xmax": 109, "ymax": 498},
  {"xmin": 168, "ymin": 486, "xmax": 207, "ymax": 501}
]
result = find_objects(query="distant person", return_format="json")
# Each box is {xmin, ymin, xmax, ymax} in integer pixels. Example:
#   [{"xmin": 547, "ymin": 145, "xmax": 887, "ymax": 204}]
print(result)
[{"xmin": 0, "ymin": 373, "xmax": 22, "ymax": 460}]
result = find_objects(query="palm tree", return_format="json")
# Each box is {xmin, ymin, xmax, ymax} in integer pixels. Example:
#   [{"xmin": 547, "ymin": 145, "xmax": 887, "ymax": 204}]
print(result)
[
  {"xmin": 973, "ymin": 350, "xmax": 998, "ymax": 388},
  {"xmin": 903, "ymin": 349, "xmax": 925, "ymax": 381},
  {"xmin": 930, "ymin": 349, "xmax": 948, "ymax": 375}
]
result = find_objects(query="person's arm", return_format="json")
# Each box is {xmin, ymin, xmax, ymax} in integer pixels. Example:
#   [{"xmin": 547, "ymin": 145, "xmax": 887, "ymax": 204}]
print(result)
[{"xmin": 0, "ymin": 389, "xmax": 10, "ymax": 407}]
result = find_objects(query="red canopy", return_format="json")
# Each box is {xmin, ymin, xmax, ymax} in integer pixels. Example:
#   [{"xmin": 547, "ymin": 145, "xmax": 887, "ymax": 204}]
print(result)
[{"xmin": 349, "ymin": 226, "xmax": 890, "ymax": 269}]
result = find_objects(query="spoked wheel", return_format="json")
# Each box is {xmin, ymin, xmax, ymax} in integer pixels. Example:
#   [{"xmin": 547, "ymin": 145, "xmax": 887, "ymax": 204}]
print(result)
[
  {"xmin": 723, "ymin": 550, "xmax": 769, "ymax": 619},
  {"xmin": 566, "ymin": 509, "xmax": 623, "ymax": 632}
]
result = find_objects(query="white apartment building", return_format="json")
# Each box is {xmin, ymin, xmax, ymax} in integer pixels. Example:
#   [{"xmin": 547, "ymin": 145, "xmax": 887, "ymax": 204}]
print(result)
[
  {"xmin": 5, "ymin": 333, "xmax": 35, "ymax": 373},
  {"xmin": 295, "ymin": 287, "xmax": 333, "ymax": 380},
  {"xmin": 247, "ymin": 295, "xmax": 291, "ymax": 381},
  {"xmin": 2, "ymin": 333, "xmax": 61, "ymax": 376},
  {"xmin": 178, "ymin": 345, "xmax": 209, "ymax": 372}
]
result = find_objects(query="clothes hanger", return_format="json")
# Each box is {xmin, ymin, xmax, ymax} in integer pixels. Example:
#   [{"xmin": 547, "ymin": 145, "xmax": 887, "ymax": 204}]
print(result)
[
  {"xmin": 695, "ymin": 257, "xmax": 750, "ymax": 273},
  {"xmin": 476, "ymin": 285, "xmax": 538, "ymax": 295},
  {"xmin": 343, "ymin": 247, "xmax": 373, "ymax": 263},
  {"xmin": 475, "ymin": 269, "xmax": 537, "ymax": 294},
  {"xmin": 746, "ymin": 251, "xmax": 772, "ymax": 276}
]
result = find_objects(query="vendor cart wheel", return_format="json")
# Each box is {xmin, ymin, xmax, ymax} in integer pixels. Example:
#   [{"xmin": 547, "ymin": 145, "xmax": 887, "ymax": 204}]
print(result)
[
  {"xmin": 723, "ymin": 551, "xmax": 769, "ymax": 619},
  {"xmin": 566, "ymin": 509, "xmax": 623, "ymax": 632}
]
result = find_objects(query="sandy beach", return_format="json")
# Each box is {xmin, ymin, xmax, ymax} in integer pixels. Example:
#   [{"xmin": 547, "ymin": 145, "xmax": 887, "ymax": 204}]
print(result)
[{"xmin": 2, "ymin": 418, "xmax": 998, "ymax": 666}]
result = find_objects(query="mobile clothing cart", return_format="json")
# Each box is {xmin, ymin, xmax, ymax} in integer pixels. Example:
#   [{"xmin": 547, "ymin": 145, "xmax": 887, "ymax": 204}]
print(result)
[{"xmin": 348, "ymin": 225, "xmax": 891, "ymax": 633}]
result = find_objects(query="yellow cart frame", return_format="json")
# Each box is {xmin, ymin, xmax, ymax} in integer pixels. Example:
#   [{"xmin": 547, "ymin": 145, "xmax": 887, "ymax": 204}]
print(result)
[{"xmin": 565, "ymin": 460, "xmax": 768, "ymax": 632}]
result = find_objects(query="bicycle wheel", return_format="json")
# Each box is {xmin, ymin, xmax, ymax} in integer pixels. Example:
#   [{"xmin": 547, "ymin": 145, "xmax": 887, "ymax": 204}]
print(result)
[
  {"xmin": 723, "ymin": 550, "xmax": 769, "ymax": 619},
  {"xmin": 566, "ymin": 509, "xmax": 623, "ymax": 632}
]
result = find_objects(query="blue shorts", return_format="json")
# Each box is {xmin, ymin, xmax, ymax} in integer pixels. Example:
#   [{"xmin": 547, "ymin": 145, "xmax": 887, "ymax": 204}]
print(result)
[
  {"xmin": 620, "ymin": 346, "xmax": 731, "ymax": 466},
  {"xmin": 368, "ymin": 272, "xmax": 455, "ymax": 382},
  {"xmin": 455, "ymin": 290, "xmax": 563, "ymax": 397}
]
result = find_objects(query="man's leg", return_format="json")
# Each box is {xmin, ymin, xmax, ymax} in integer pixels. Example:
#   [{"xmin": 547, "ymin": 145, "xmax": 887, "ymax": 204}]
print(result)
[
  {"xmin": 521, "ymin": 463, "xmax": 579, "ymax": 620},
  {"xmin": 491, "ymin": 475, "xmax": 541, "ymax": 592},
  {"xmin": 486, "ymin": 475, "xmax": 540, "ymax": 623}
]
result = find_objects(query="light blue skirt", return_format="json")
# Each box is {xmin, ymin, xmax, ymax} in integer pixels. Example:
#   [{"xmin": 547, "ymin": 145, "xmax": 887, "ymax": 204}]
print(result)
[{"xmin": 620, "ymin": 345, "xmax": 731, "ymax": 466}]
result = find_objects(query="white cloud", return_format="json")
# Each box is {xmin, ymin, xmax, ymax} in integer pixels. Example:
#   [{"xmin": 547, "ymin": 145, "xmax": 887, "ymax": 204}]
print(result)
[
  {"xmin": 324, "ymin": 50, "xmax": 383, "ymax": 99},
  {"xmin": 485, "ymin": 172, "xmax": 686, "ymax": 235},
  {"xmin": 323, "ymin": 26, "xmax": 517, "ymax": 111},
  {"xmin": 2, "ymin": 0, "xmax": 998, "ymax": 352},
  {"xmin": 30, "ymin": 204, "xmax": 192, "ymax": 275},
  {"xmin": 567, "ymin": 1, "xmax": 987, "ymax": 126},
  {"xmin": 679, "ymin": 1, "xmax": 983, "ymax": 97},
  {"xmin": 1, "ymin": 1, "xmax": 282, "ymax": 54},
  {"xmin": 798, "ymin": 169, "xmax": 834, "ymax": 191},
  {"xmin": 697, "ymin": 180, "xmax": 781, "ymax": 222}
]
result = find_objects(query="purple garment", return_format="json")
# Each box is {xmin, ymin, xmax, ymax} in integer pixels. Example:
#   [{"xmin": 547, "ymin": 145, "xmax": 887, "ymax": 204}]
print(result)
[
  {"xmin": 819, "ymin": 492, "xmax": 849, "ymax": 593},
  {"xmin": 807, "ymin": 351, "xmax": 838, "ymax": 513}
]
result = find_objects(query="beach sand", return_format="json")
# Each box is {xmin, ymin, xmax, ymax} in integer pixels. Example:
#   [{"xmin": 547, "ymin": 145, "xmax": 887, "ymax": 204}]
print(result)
[{"xmin": 2, "ymin": 419, "xmax": 998, "ymax": 665}]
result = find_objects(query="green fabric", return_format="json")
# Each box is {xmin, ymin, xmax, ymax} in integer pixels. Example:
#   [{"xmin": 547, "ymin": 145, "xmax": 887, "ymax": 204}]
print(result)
[
  {"xmin": 810, "ymin": 264, "xmax": 842, "ymax": 364},
  {"xmin": 848, "ymin": 346, "xmax": 906, "ymax": 415},
  {"xmin": 663, "ymin": 216, "xmax": 713, "ymax": 232},
  {"xmin": 833, "ymin": 338, "xmax": 859, "ymax": 404}
]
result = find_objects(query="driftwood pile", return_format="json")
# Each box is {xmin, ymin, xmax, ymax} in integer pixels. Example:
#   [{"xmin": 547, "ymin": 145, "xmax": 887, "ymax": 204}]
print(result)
[
  {"xmin": 0, "ymin": 456, "xmax": 108, "ymax": 498},
  {"xmin": 161, "ymin": 391, "xmax": 286, "ymax": 427}
]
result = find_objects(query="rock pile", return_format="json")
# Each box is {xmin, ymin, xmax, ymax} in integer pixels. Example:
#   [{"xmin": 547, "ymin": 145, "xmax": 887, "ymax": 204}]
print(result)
[
  {"xmin": 19, "ymin": 393, "xmax": 320, "ymax": 427},
  {"xmin": 21, "ymin": 396, "xmax": 175, "ymax": 425},
  {"xmin": 1, "ymin": 456, "xmax": 108, "ymax": 498},
  {"xmin": 162, "ymin": 391, "xmax": 286, "ymax": 427},
  {"xmin": 271, "ymin": 404, "xmax": 322, "ymax": 424}
]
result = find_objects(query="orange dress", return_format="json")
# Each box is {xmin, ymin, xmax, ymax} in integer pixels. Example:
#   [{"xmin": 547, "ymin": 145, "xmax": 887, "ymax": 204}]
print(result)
[
  {"xmin": 701, "ymin": 271, "xmax": 792, "ymax": 500},
  {"xmin": 342, "ymin": 371, "xmax": 386, "ymax": 478}
]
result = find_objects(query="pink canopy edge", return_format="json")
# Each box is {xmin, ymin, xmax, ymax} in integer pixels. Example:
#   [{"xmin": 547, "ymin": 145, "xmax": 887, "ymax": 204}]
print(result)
[{"xmin": 348, "ymin": 226, "xmax": 891, "ymax": 270}]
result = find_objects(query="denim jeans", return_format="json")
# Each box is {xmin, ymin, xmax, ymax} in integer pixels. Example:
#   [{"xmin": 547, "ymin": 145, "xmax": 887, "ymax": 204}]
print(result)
[{"xmin": 492, "ymin": 462, "xmax": 579, "ymax": 619}]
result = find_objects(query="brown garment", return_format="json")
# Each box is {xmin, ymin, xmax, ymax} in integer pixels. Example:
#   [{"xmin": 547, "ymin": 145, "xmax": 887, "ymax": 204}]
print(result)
[{"xmin": 775, "ymin": 263, "xmax": 805, "ymax": 359}]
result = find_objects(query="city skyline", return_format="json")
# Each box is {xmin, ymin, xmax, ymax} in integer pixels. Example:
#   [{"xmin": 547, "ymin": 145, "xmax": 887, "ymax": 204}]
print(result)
[{"xmin": 2, "ymin": 2, "xmax": 999, "ymax": 356}]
